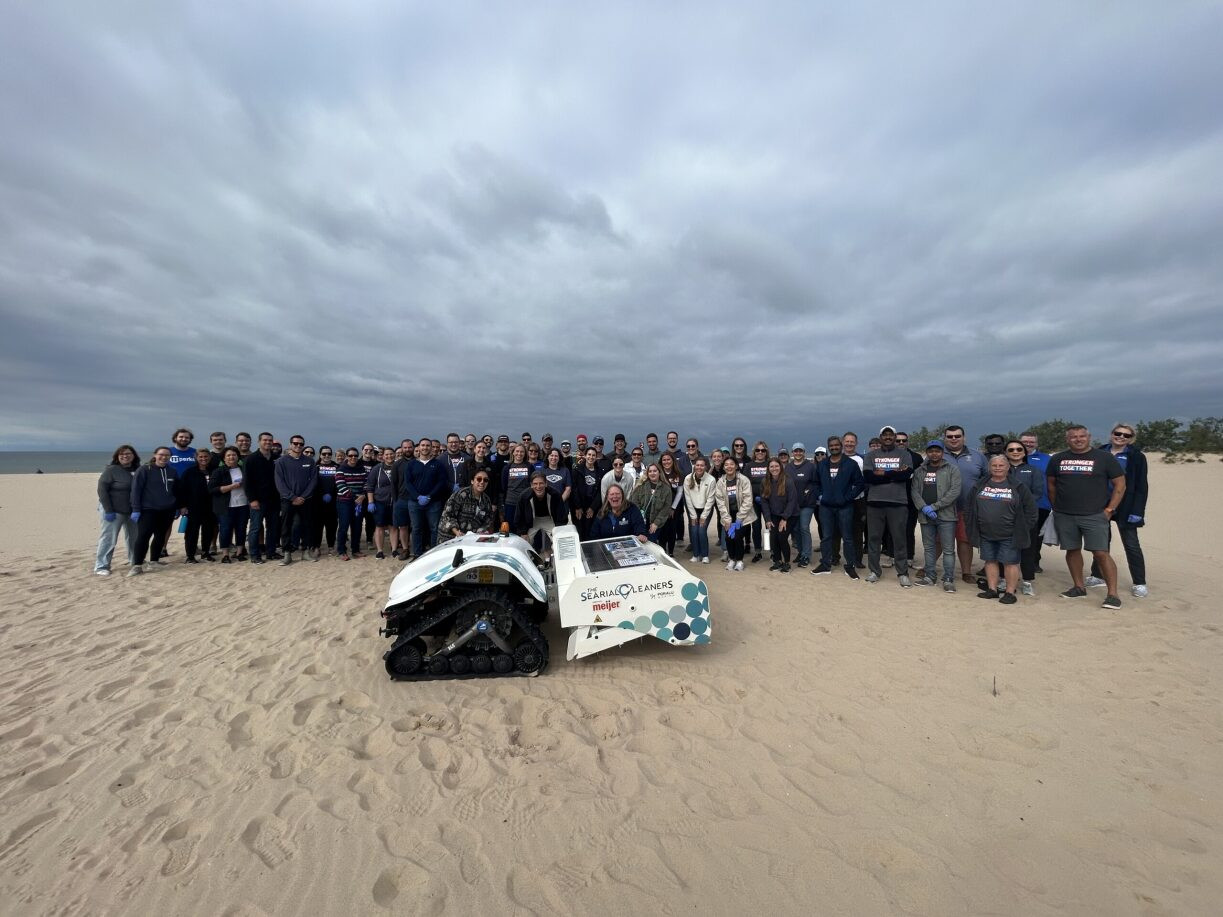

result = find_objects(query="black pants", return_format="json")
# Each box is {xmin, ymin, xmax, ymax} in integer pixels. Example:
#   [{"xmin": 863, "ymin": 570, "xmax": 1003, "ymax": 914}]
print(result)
[
  {"xmin": 749, "ymin": 513, "xmax": 763, "ymax": 554},
  {"xmin": 312, "ymin": 498, "xmax": 337, "ymax": 549},
  {"xmin": 1091, "ymin": 519, "xmax": 1147, "ymax": 585},
  {"xmin": 185, "ymin": 510, "xmax": 218, "ymax": 559},
  {"xmin": 1021, "ymin": 507, "xmax": 1050, "ymax": 581},
  {"xmin": 852, "ymin": 499, "xmax": 867, "ymax": 563},
  {"xmin": 280, "ymin": 498, "xmax": 313, "ymax": 553},
  {"xmin": 770, "ymin": 524, "xmax": 791, "ymax": 564},
  {"xmin": 727, "ymin": 521, "xmax": 748, "ymax": 561},
  {"xmin": 133, "ymin": 507, "xmax": 176, "ymax": 566},
  {"xmin": 867, "ymin": 503, "xmax": 909, "ymax": 576}
]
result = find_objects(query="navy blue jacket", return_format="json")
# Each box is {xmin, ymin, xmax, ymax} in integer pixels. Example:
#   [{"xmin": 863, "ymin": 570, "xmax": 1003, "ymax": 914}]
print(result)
[
  {"xmin": 399, "ymin": 458, "xmax": 450, "ymax": 502},
  {"xmin": 587, "ymin": 504, "xmax": 647, "ymax": 540},
  {"xmin": 812, "ymin": 457, "xmax": 864, "ymax": 508}
]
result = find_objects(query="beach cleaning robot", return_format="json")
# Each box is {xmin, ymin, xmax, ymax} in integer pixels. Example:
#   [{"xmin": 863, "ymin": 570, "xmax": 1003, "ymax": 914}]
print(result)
[{"xmin": 379, "ymin": 525, "xmax": 712, "ymax": 680}]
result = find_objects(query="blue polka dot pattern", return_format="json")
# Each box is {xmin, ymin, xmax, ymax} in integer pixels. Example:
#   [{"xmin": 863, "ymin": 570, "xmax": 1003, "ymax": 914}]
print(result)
[
  {"xmin": 681, "ymin": 582, "xmax": 699, "ymax": 601},
  {"xmin": 673, "ymin": 622, "xmax": 691, "ymax": 640}
]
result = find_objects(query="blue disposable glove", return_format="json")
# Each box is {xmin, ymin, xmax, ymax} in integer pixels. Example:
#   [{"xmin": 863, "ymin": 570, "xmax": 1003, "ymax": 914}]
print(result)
[
  {"xmin": 322, "ymin": 493, "xmax": 332, "ymax": 503},
  {"xmin": 727, "ymin": 521, "xmax": 740, "ymax": 538},
  {"xmin": 367, "ymin": 502, "xmax": 378, "ymax": 514},
  {"xmin": 103, "ymin": 512, "xmax": 117, "ymax": 522},
  {"xmin": 922, "ymin": 505, "xmax": 937, "ymax": 520},
  {"xmin": 417, "ymin": 495, "xmax": 430, "ymax": 506},
  {"xmin": 130, "ymin": 512, "xmax": 141, "ymax": 522},
  {"xmin": 1127, "ymin": 514, "xmax": 1143, "ymax": 524}
]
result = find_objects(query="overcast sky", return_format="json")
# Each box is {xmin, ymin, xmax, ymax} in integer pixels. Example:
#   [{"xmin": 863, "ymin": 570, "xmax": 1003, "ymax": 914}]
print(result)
[{"xmin": 2, "ymin": 2, "xmax": 1220, "ymax": 450}]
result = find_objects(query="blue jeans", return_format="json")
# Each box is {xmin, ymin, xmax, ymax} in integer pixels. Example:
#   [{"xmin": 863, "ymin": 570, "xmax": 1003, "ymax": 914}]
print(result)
[
  {"xmin": 248, "ymin": 502, "xmax": 280, "ymax": 559},
  {"xmin": 219, "ymin": 505, "xmax": 250, "ymax": 551},
  {"xmin": 920, "ymin": 519, "xmax": 957, "ymax": 581},
  {"xmin": 688, "ymin": 519, "xmax": 710, "ymax": 559},
  {"xmin": 792, "ymin": 507, "xmax": 814, "ymax": 561},
  {"xmin": 409, "ymin": 500, "xmax": 442, "ymax": 557},
  {"xmin": 95, "ymin": 507, "xmax": 137, "ymax": 571},
  {"xmin": 819, "ymin": 504, "xmax": 856, "ymax": 568},
  {"xmin": 337, "ymin": 501, "xmax": 363, "ymax": 555}
]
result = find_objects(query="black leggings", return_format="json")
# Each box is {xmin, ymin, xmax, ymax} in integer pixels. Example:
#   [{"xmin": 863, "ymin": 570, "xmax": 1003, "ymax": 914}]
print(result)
[
  {"xmin": 133, "ymin": 508, "xmax": 176, "ymax": 566},
  {"xmin": 770, "ymin": 523, "xmax": 791, "ymax": 564},
  {"xmin": 185, "ymin": 511, "xmax": 217, "ymax": 559},
  {"xmin": 727, "ymin": 521, "xmax": 748, "ymax": 562}
]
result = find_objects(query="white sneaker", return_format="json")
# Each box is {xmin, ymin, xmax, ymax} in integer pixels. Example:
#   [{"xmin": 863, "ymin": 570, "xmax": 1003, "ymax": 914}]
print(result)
[
  {"xmin": 726, "ymin": 561, "xmax": 735, "ymax": 571},
  {"xmin": 127, "ymin": 566, "xmax": 143, "ymax": 577},
  {"xmin": 689, "ymin": 556, "xmax": 703, "ymax": 564},
  {"xmin": 1131, "ymin": 584, "xmax": 1148, "ymax": 598},
  {"xmin": 1021, "ymin": 581, "xmax": 1035, "ymax": 596},
  {"xmin": 865, "ymin": 572, "xmax": 879, "ymax": 583},
  {"xmin": 734, "ymin": 561, "xmax": 744, "ymax": 572},
  {"xmin": 95, "ymin": 569, "xmax": 111, "ymax": 576},
  {"xmin": 1085, "ymin": 576, "xmax": 1106, "ymax": 588},
  {"xmin": 701, "ymin": 557, "xmax": 710, "ymax": 564}
]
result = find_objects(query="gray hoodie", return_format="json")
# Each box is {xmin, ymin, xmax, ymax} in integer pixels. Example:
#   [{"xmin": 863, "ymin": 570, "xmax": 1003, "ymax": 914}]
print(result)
[{"xmin": 98, "ymin": 464, "xmax": 137, "ymax": 515}]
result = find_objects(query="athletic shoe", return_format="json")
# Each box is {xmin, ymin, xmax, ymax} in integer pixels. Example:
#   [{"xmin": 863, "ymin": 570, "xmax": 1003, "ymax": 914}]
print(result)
[
  {"xmin": 768, "ymin": 561, "xmax": 780, "ymax": 571},
  {"xmin": 204, "ymin": 554, "xmax": 216, "ymax": 562},
  {"xmin": 977, "ymin": 588, "xmax": 999, "ymax": 599},
  {"xmin": 127, "ymin": 566, "xmax": 143, "ymax": 577},
  {"xmin": 236, "ymin": 551, "xmax": 248, "ymax": 561},
  {"xmin": 689, "ymin": 556, "xmax": 702, "ymax": 564},
  {"xmin": 752, "ymin": 553, "xmax": 762, "ymax": 564},
  {"xmin": 898, "ymin": 574, "xmax": 912, "ymax": 588},
  {"xmin": 221, "ymin": 556, "xmax": 232, "ymax": 564},
  {"xmin": 726, "ymin": 561, "xmax": 735, "ymax": 571},
  {"xmin": 865, "ymin": 572, "xmax": 879, "ymax": 583},
  {"xmin": 376, "ymin": 551, "xmax": 386, "ymax": 560},
  {"xmin": 391, "ymin": 549, "xmax": 400, "ymax": 559},
  {"xmin": 943, "ymin": 579, "xmax": 956, "ymax": 593},
  {"xmin": 160, "ymin": 548, "xmax": 169, "ymax": 558},
  {"xmin": 186, "ymin": 557, "xmax": 199, "ymax": 564},
  {"xmin": 150, "ymin": 560, "xmax": 168, "ymax": 567},
  {"xmin": 269, "ymin": 552, "xmax": 285, "ymax": 561},
  {"xmin": 796, "ymin": 558, "xmax": 809, "ymax": 568},
  {"xmin": 721, "ymin": 551, "xmax": 728, "ymax": 562},
  {"xmin": 779, "ymin": 564, "xmax": 790, "ymax": 573},
  {"xmin": 95, "ymin": 569, "xmax": 110, "ymax": 576},
  {"xmin": 1020, "ymin": 581, "xmax": 1035, "ymax": 596},
  {"xmin": 734, "ymin": 561, "xmax": 745, "ymax": 572},
  {"xmin": 976, "ymin": 577, "xmax": 989, "ymax": 591},
  {"xmin": 1060, "ymin": 586, "xmax": 1087, "ymax": 599},
  {"xmin": 311, "ymin": 549, "xmax": 320, "ymax": 562},
  {"xmin": 1035, "ymin": 564, "xmax": 1043, "ymax": 574},
  {"xmin": 1085, "ymin": 576, "xmax": 1106, "ymax": 588},
  {"xmin": 1101, "ymin": 595, "xmax": 1122, "ymax": 609},
  {"xmin": 913, "ymin": 575, "xmax": 933, "ymax": 586},
  {"xmin": 844, "ymin": 565, "xmax": 860, "ymax": 580},
  {"xmin": 701, "ymin": 557, "xmax": 710, "ymax": 564},
  {"xmin": 1131, "ymin": 585, "xmax": 1148, "ymax": 598},
  {"xmin": 881, "ymin": 556, "xmax": 894, "ymax": 568},
  {"xmin": 279, "ymin": 555, "xmax": 292, "ymax": 566},
  {"xmin": 252, "ymin": 557, "xmax": 265, "ymax": 565},
  {"xmin": 812, "ymin": 564, "xmax": 832, "ymax": 575},
  {"xmin": 999, "ymin": 592, "xmax": 1018, "ymax": 605}
]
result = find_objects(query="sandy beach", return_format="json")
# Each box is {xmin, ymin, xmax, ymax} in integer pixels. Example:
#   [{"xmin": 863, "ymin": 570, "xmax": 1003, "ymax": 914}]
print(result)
[{"xmin": 0, "ymin": 463, "xmax": 1219, "ymax": 916}]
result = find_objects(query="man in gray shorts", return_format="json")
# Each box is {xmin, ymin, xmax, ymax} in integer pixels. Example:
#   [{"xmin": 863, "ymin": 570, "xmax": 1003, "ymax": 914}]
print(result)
[{"xmin": 1046, "ymin": 425, "xmax": 1126, "ymax": 608}]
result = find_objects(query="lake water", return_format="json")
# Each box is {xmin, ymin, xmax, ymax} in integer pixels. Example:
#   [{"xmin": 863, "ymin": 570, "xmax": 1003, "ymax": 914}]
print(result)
[{"xmin": 0, "ymin": 452, "xmax": 114, "ymax": 474}]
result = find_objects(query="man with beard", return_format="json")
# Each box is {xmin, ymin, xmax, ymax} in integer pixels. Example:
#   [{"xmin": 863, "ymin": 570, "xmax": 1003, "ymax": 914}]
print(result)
[
  {"xmin": 274, "ymin": 434, "xmax": 318, "ymax": 564},
  {"xmin": 943, "ymin": 426, "xmax": 989, "ymax": 584},
  {"xmin": 862, "ymin": 426, "xmax": 916, "ymax": 586},
  {"xmin": 244, "ymin": 433, "xmax": 282, "ymax": 564},
  {"xmin": 811, "ymin": 436, "xmax": 864, "ymax": 577}
]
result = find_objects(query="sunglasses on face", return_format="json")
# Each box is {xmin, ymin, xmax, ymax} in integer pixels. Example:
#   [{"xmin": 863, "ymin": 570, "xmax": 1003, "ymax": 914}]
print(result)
[
  {"xmin": 753, "ymin": 448, "xmax": 766, "ymax": 453},
  {"xmin": 1112, "ymin": 431, "xmax": 1134, "ymax": 439},
  {"xmin": 1006, "ymin": 447, "xmax": 1026, "ymax": 453}
]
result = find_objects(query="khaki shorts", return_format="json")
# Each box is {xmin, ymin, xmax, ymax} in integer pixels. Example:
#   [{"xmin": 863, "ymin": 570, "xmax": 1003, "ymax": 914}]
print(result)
[{"xmin": 1054, "ymin": 512, "xmax": 1110, "ymax": 552}]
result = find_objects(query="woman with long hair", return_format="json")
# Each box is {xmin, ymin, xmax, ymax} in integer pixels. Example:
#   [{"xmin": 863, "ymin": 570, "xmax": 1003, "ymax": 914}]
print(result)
[
  {"xmin": 631, "ymin": 463, "xmax": 674, "ymax": 546},
  {"xmin": 761, "ymin": 458, "xmax": 797, "ymax": 572},
  {"xmin": 714, "ymin": 457, "xmax": 757, "ymax": 572},
  {"xmin": 587, "ymin": 484, "xmax": 648, "ymax": 541},
  {"xmin": 543, "ymin": 448, "xmax": 572, "ymax": 506},
  {"xmin": 501, "ymin": 443, "xmax": 532, "ymax": 530},
  {"xmin": 684, "ymin": 456, "xmax": 716, "ymax": 564},
  {"xmin": 94, "ymin": 444, "xmax": 140, "ymax": 575},
  {"xmin": 743, "ymin": 441, "xmax": 771, "ymax": 563},
  {"xmin": 128, "ymin": 447, "xmax": 182, "ymax": 576},
  {"xmin": 657, "ymin": 451, "xmax": 684, "ymax": 555}
]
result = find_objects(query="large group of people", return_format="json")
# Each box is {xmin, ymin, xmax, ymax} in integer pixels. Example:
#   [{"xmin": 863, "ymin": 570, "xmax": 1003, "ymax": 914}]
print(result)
[{"xmin": 94, "ymin": 424, "xmax": 1150, "ymax": 607}]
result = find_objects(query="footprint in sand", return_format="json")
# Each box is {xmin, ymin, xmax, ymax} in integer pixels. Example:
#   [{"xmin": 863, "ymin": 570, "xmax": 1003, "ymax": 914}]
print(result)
[
  {"xmin": 242, "ymin": 814, "xmax": 297, "ymax": 869},
  {"xmin": 440, "ymin": 824, "xmax": 492, "ymax": 885},
  {"xmin": 109, "ymin": 769, "xmax": 150, "ymax": 809},
  {"xmin": 160, "ymin": 819, "xmax": 201, "ymax": 877}
]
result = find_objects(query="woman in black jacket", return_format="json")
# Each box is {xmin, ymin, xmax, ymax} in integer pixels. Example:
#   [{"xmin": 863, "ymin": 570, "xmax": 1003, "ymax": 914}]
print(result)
[
  {"xmin": 1090, "ymin": 424, "xmax": 1150, "ymax": 597},
  {"xmin": 761, "ymin": 459, "xmax": 798, "ymax": 572},
  {"xmin": 179, "ymin": 449, "xmax": 218, "ymax": 563},
  {"xmin": 209, "ymin": 447, "xmax": 250, "ymax": 563}
]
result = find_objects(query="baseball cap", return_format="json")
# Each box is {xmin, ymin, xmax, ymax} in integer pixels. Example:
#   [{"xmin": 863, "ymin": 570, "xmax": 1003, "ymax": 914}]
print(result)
[
  {"xmin": 593, "ymin": 436, "xmax": 604, "ymax": 445},
  {"xmin": 791, "ymin": 442, "xmax": 805, "ymax": 452},
  {"xmin": 879, "ymin": 425, "xmax": 896, "ymax": 436},
  {"xmin": 926, "ymin": 440, "xmax": 945, "ymax": 451},
  {"xmin": 542, "ymin": 433, "xmax": 553, "ymax": 440},
  {"xmin": 614, "ymin": 433, "xmax": 626, "ymax": 442},
  {"xmin": 560, "ymin": 440, "xmax": 571, "ymax": 448},
  {"xmin": 814, "ymin": 446, "xmax": 828, "ymax": 455},
  {"xmin": 496, "ymin": 434, "xmax": 510, "ymax": 443}
]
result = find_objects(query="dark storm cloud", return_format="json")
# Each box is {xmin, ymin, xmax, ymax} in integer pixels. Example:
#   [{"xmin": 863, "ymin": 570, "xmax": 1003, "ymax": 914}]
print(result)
[{"xmin": 1, "ymin": 2, "xmax": 1221, "ymax": 449}]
